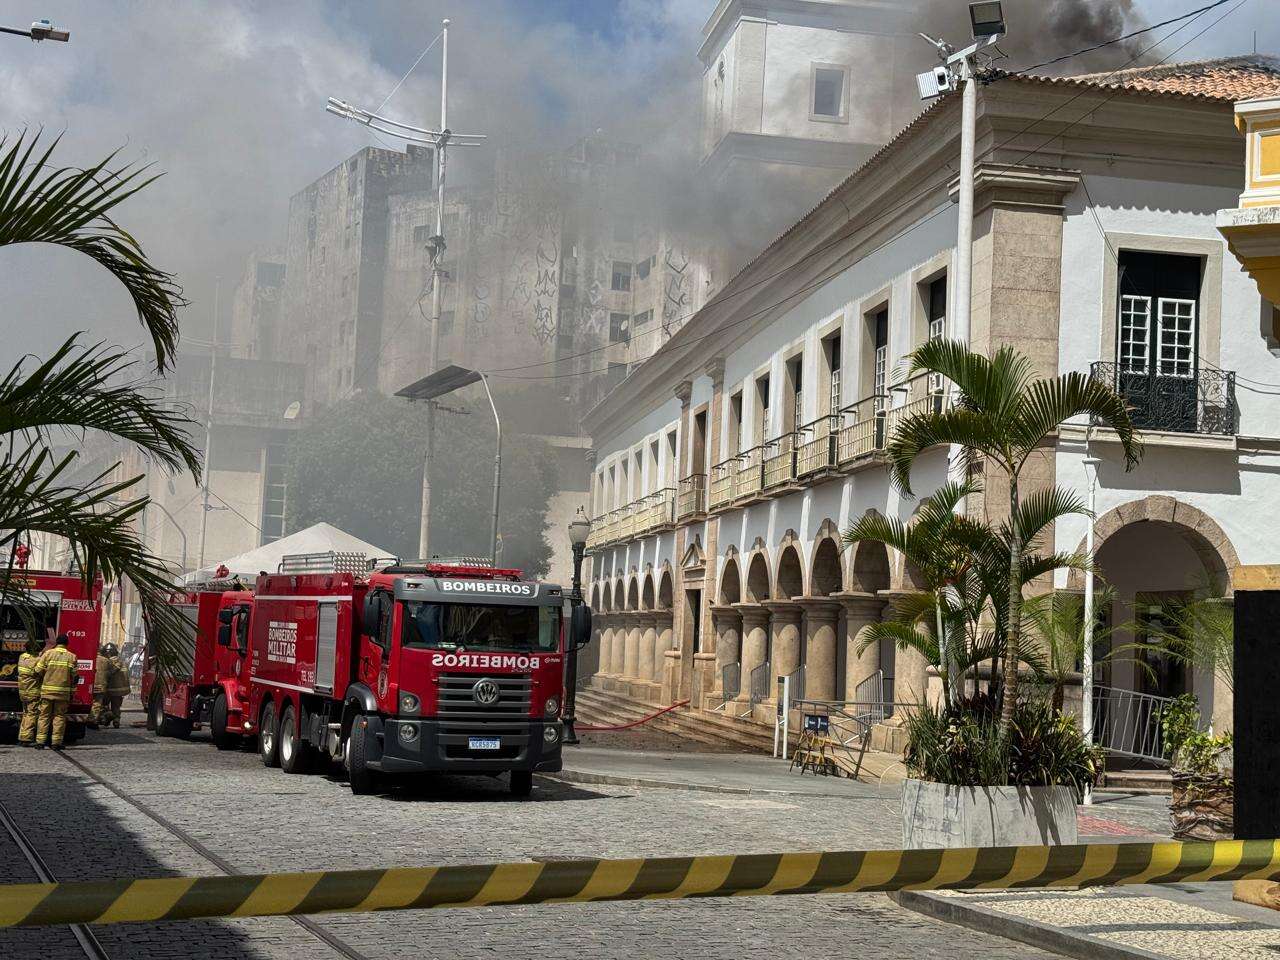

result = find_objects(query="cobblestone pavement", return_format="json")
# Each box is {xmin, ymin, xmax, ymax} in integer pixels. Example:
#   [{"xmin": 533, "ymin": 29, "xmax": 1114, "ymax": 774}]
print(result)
[{"xmin": 0, "ymin": 720, "xmax": 1058, "ymax": 960}]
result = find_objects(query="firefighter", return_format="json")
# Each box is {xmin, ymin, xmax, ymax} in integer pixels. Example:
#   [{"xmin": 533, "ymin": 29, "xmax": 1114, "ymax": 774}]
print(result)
[
  {"xmin": 33, "ymin": 633, "xmax": 78, "ymax": 750},
  {"xmin": 91, "ymin": 642, "xmax": 112, "ymax": 728},
  {"xmin": 16, "ymin": 636, "xmax": 43, "ymax": 746},
  {"xmin": 103, "ymin": 642, "xmax": 130, "ymax": 728}
]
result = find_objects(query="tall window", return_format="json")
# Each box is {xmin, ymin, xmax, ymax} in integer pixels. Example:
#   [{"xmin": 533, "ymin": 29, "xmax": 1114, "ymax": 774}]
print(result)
[
  {"xmin": 825, "ymin": 334, "xmax": 842, "ymax": 415},
  {"xmin": 811, "ymin": 65, "xmax": 848, "ymax": 121},
  {"xmin": 755, "ymin": 374, "xmax": 771, "ymax": 445},
  {"xmin": 1117, "ymin": 252, "xmax": 1201, "ymax": 377},
  {"xmin": 786, "ymin": 356, "xmax": 803, "ymax": 432},
  {"xmin": 927, "ymin": 278, "xmax": 946, "ymax": 394},
  {"xmin": 611, "ymin": 262, "xmax": 632, "ymax": 292},
  {"xmin": 260, "ymin": 441, "xmax": 287, "ymax": 544},
  {"xmin": 729, "ymin": 391, "xmax": 743, "ymax": 455},
  {"xmin": 873, "ymin": 308, "xmax": 889, "ymax": 401}
]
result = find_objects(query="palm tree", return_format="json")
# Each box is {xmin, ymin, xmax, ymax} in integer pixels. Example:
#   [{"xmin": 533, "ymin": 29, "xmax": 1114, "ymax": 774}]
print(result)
[
  {"xmin": 886, "ymin": 340, "xmax": 1141, "ymax": 734},
  {"xmin": 0, "ymin": 132, "xmax": 185, "ymax": 371},
  {"xmin": 844, "ymin": 481, "xmax": 1092, "ymax": 707},
  {"xmin": 0, "ymin": 132, "xmax": 198, "ymax": 672}
]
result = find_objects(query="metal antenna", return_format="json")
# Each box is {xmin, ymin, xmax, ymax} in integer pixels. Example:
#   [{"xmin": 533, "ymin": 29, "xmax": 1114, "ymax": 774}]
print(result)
[{"xmin": 327, "ymin": 19, "xmax": 487, "ymax": 559}]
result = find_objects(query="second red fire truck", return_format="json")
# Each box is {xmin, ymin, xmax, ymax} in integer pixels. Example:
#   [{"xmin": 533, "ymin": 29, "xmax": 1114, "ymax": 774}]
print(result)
[{"xmin": 149, "ymin": 552, "xmax": 590, "ymax": 797}]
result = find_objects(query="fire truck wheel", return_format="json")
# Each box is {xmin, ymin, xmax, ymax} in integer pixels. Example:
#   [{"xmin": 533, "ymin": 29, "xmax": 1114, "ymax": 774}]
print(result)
[
  {"xmin": 345, "ymin": 721, "xmax": 378, "ymax": 795},
  {"xmin": 259, "ymin": 701, "xmax": 280, "ymax": 768},
  {"xmin": 211, "ymin": 695, "xmax": 238, "ymax": 751},
  {"xmin": 278, "ymin": 704, "xmax": 309, "ymax": 775},
  {"xmin": 509, "ymin": 771, "xmax": 534, "ymax": 798},
  {"xmin": 151, "ymin": 696, "xmax": 168, "ymax": 737}
]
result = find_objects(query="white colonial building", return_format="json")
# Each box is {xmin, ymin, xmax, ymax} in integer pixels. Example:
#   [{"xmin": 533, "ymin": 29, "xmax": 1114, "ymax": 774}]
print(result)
[{"xmin": 583, "ymin": 56, "xmax": 1280, "ymax": 748}]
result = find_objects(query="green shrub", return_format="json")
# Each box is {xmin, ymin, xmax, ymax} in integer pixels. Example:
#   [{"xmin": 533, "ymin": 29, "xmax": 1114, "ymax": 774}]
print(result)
[
  {"xmin": 905, "ymin": 695, "xmax": 1101, "ymax": 795},
  {"xmin": 1160, "ymin": 694, "xmax": 1200, "ymax": 762}
]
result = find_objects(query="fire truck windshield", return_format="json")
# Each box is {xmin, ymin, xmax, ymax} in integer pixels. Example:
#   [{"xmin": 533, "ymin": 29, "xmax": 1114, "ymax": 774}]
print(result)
[{"xmin": 401, "ymin": 601, "xmax": 559, "ymax": 653}]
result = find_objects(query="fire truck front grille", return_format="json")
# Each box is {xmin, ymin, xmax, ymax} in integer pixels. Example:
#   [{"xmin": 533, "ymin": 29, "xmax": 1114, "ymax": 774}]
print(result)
[{"xmin": 437, "ymin": 673, "xmax": 532, "ymax": 720}]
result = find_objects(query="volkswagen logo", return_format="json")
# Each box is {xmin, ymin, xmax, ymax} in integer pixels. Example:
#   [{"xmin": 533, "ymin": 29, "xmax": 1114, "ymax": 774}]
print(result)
[{"xmin": 472, "ymin": 679, "xmax": 501, "ymax": 706}]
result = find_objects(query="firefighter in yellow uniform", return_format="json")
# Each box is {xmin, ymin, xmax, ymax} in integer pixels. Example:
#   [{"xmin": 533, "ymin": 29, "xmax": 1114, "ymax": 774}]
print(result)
[
  {"xmin": 33, "ymin": 633, "xmax": 78, "ymax": 750},
  {"xmin": 91, "ymin": 643, "xmax": 112, "ymax": 727},
  {"xmin": 16, "ymin": 636, "xmax": 43, "ymax": 746},
  {"xmin": 103, "ymin": 643, "xmax": 130, "ymax": 728}
]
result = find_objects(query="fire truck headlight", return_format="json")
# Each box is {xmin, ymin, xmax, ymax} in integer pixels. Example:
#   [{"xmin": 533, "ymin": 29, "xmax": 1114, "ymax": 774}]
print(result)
[
  {"xmin": 543, "ymin": 697, "xmax": 560, "ymax": 718},
  {"xmin": 399, "ymin": 693, "xmax": 420, "ymax": 714},
  {"xmin": 543, "ymin": 724, "xmax": 560, "ymax": 744},
  {"xmin": 399, "ymin": 722, "xmax": 419, "ymax": 744}
]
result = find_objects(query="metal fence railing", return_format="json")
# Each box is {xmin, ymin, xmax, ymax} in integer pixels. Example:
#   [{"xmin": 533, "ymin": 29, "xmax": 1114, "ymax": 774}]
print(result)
[
  {"xmin": 1091, "ymin": 684, "xmax": 1186, "ymax": 765},
  {"xmin": 853, "ymin": 669, "xmax": 895, "ymax": 719},
  {"xmin": 748, "ymin": 661, "xmax": 772, "ymax": 710}
]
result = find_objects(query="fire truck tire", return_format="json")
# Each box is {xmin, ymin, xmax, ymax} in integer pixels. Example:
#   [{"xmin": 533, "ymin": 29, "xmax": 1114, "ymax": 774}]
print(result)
[
  {"xmin": 509, "ymin": 771, "xmax": 534, "ymax": 798},
  {"xmin": 151, "ymin": 696, "xmax": 168, "ymax": 736},
  {"xmin": 345, "ymin": 721, "xmax": 378, "ymax": 795},
  {"xmin": 259, "ymin": 701, "xmax": 280, "ymax": 768},
  {"xmin": 278, "ymin": 704, "xmax": 309, "ymax": 775},
  {"xmin": 211, "ymin": 695, "xmax": 238, "ymax": 751}
]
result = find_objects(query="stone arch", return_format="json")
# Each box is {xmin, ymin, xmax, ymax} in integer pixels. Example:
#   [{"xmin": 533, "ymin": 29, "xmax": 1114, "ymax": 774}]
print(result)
[
  {"xmin": 850, "ymin": 539, "xmax": 891, "ymax": 593},
  {"xmin": 641, "ymin": 570, "xmax": 656, "ymax": 610},
  {"xmin": 1067, "ymin": 495, "xmax": 1240, "ymax": 594},
  {"xmin": 626, "ymin": 577, "xmax": 640, "ymax": 610},
  {"xmin": 811, "ymin": 539, "xmax": 844, "ymax": 597},
  {"xmin": 657, "ymin": 565, "xmax": 674, "ymax": 610},
  {"xmin": 746, "ymin": 550, "xmax": 772, "ymax": 603},
  {"xmin": 613, "ymin": 577, "xmax": 625, "ymax": 610},
  {"xmin": 776, "ymin": 534, "xmax": 804, "ymax": 600},
  {"xmin": 590, "ymin": 583, "xmax": 600, "ymax": 610},
  {"xmin": 719, "ymin": 551, "xmax": 742, "ymax": 605},
  {"xmin": 899, "ymin": 556, "xmax": 928, "ymax": 592}
]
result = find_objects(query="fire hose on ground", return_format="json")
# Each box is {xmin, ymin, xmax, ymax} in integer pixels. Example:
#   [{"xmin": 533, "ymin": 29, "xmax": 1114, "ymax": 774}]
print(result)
[{"xmin": 575, "ymin": 699, "xmax": 690, "ymax": 732}]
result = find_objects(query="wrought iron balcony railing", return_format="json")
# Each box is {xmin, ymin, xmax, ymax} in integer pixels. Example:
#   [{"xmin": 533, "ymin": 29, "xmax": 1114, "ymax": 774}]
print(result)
[
  {"xmin": 837, "ymin": 394, "xmax": 885, "ymax": 464},
  {"xmin": 762, "ymin": 432, "xmax": 797, "ymax": 489},
  {"xmin": 1090, "ymin": 362, "xmax": 1237, "ymax": 436},
  {"xmin": 708, "ymin": 458, "xmax": 736, "ymax": 512},
  {"xmin": 796, "ymin": 414, "xmax": 840, "ymax": 477},
  {"xmin": 676, "ymin": 473, "xmax": 706, "ymax": 520},
  {"xmin": 732, "ymin": 445, "xmax": 764, "ymax": 501}
]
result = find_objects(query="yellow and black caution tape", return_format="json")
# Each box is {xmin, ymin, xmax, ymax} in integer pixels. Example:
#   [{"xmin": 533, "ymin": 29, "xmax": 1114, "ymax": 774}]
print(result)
[{"xmin": 1, "ymin": 839, "xmax": 1278, "ymax": 929}]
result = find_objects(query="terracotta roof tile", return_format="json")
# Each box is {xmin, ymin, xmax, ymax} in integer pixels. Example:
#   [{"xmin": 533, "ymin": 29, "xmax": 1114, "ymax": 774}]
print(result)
[{"xmin": 1015, "ymin": 54, "xmax": 1280, "ymax": 102}]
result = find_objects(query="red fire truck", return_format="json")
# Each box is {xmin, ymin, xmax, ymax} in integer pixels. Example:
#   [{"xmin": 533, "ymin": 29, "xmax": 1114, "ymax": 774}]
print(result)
[
  {"xmin": 246, "ymin": 552, "xmax": 591, "ymax": 796},
  {"xmin": 146, "ymin": 581, "xmax": 255, "ymax": 749},
  {"xmin": 0, "ymin": 569, "xmax": 104, "ymax": 743}
]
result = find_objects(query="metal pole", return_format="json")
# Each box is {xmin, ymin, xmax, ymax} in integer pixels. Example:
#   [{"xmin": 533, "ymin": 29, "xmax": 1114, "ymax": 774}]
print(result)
[
  {"xmin": 1082, "ymin": 448, "xmax": 1100, "ymax": 806},
  {"xmin": 476, "ymin": 371, "xmax": 501, "ymax": 565},
  {"xmin": 152, "ymin": 500, "xmax": 189, "ymax": 573},
  {"xmin": 418, "ymin": 18, "xmax": 451, "ymax": 560},
  {"xmin": 563, "ymin": 539, "xmax": 585, "ymax": 745},
  {"xmin": 953, "ymin": 59, "xmax": 977, "ymax": 348},
  {"xmin": 198, "ymin": 277, "xmax": 219, "ymax": 570}
]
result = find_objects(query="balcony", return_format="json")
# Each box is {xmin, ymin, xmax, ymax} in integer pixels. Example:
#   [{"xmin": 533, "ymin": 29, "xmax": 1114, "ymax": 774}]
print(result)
[
  {"xmin": 708, "ymin": 459, "xmax": 735, "ymax": 512},
  {"xmin": 633, "ymin": 487, "xmax": 676, "ymax": 536},
  {"xmin": 732, "ymin": 445, "xmax": 765, "ymax": 502},
  {"xmin": 836, "ymin": 394, "xmax": 884, "ymax": 465},
  {"xmin": 1090, "ymin": 362, "xmax": 1237, "ymax": 437},
  {"xmin": 762, "ymin": 432, "xmax": 798, "ymax": 490},
  {"xmin": 676, "ymin": 473, "xmax": 706, "ymax": 520},
  {"xmin": 796, "ymin": 414, "xmax": 840, "ymax": 477}
]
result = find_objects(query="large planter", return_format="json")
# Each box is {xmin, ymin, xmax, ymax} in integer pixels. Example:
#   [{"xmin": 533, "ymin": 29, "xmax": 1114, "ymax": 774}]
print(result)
[
  {"xmin": 902, "ymin": 778, "xmax": 1079, "ymax": 849},
  {"xmin": 1170, "ymin": 770, "xmax": 1234, "ymax": 841}
]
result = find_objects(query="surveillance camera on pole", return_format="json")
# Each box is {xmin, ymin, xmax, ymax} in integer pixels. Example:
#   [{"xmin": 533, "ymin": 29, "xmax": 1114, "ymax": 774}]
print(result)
[{"xmin": 0, "ymin": 17, "xmax": 69, "ymax": 42}]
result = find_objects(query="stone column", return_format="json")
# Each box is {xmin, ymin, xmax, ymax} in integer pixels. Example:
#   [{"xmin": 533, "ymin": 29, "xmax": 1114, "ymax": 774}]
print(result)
[
  {"xmin": 696, "ymin": 356, "xmax": 727, "ymax": 704},
  {"xmin": 733, "ymin": 602, "xmax": 770, "ymax": 701},
  {"xmin": 624, "ymin": 612, "xmax": 641, "ymax": 682},
  {"xmin": 763, "ymin": 601, "xmax": 802, "ymax": 696},
  {"xmin": 709, "ymin": 604, "xmax": 742, "ymax": 696},
  {"xmin": 794, "ymin": 599, "xmax": 841, "ymax": 702},
  {"xmin": 834, "ymin": 592, "xmax": 887, "ymax": 702},
  {"xmin": 595, "ymin": 616, "xmax": 612, "ymax": 679},
  {"xmin": 638, "ymin": 613, "xmax": 658, "ymax": 695},
  {"xmin": 654, "ymin": 610, "xmax": 674, "ymax": 684},
  {"xmin": 879, "ymin": 589, "xmax": 928, "ymax": 706}
]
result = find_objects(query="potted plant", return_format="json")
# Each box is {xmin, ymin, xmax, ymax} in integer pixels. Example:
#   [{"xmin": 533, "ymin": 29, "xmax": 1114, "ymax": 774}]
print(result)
[
  {"xmin": 1162, "ymin": 695, "xmax": 1233, "ymax": 841},
  {"xmin": 900, "ymin": 694, "xmax": 1101, "ymax": 848}
]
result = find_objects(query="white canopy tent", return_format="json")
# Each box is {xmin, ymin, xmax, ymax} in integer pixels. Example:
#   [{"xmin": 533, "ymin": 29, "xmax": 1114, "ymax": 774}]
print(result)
[{"xmin": 180, "ymin": 523, "xmax": 395, "ymax": 585}]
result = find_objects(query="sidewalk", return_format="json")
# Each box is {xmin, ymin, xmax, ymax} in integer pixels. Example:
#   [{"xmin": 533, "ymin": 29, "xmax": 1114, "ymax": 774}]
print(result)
[{"xmin": 552, "ymin": 745, "xmax": 901, "ymax": 799}]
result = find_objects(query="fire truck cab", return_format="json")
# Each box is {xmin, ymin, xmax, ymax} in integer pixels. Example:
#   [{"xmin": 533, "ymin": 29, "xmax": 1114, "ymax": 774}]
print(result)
[
  {"xmin": 0, "ymin": 569, "xmax": 103, "ymax": 743},
  {"xmin": 147, "ymin": 582, "xmax": 254, "ymax": 748},
  {"xmin": 248, "ymin": 552, "xmax": 591, "ymax": 797}
]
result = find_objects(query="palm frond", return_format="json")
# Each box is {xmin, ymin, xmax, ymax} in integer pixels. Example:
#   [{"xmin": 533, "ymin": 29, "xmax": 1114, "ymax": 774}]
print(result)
[
  {"xmin": 0, "ymin": 131, "xmax": 185, "ymax": 372},
  {"xmin": 0, "ymin": 336, "xmax": 199, "ymax": 475},
  {"xmin": 1013, "ymin": 372, "xmax": 1142, "ymax": 470},
  {"xmin": 886, "ymin": 407, "xmax": 1008, "ymax": 494}
]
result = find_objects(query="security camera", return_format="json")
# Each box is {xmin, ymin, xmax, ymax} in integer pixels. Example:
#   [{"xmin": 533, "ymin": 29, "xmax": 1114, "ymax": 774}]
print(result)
[
  {"xmin": 916, "ymin": 65, "xmax": 955, "ymax": 101},
  {"xmin": 29, "ymin": 19, "xmax": 70, "ymax": 42}
]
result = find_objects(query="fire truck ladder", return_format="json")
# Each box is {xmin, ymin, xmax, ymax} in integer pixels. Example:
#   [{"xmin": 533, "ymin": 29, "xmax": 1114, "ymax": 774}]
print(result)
[{"xmin": 278, "ymin": 552, "xmax": 373, "ymax": 575}]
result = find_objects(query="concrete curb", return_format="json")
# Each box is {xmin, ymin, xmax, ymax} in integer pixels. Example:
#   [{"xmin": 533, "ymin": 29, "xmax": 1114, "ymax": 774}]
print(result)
[
  {"xmin": 543, "ymin": 768, "xmax": 876, "ymax": 800},
  {"xmin": 892, "ymin": 890, "xmax": 1168, "ymax": 960}
]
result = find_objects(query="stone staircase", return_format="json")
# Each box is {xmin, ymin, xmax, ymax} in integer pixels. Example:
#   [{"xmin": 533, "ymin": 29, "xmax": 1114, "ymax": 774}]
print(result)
[
  {"xmin": 573, "ymin": 687, "xmax": 776, "ymax": 754},
  {"xmin": 1102, "ymin": 768, "xmax": 1173, "ymax": 794}
]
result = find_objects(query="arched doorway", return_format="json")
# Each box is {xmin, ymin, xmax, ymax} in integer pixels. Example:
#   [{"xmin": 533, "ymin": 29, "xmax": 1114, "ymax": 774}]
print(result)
[
  {"xmin": 776, "ymin": 546, "xmax": 803, "ymax": 600},
  {"xmin": 811, "ymin": 538, "xmax": 843, "ymax": 597},
  {"xmin": 746, "ymin": 553, "xmax": 771, "ymax": 603},
  {"xmin": 720, "ymin": 556, "xmax": 742, "ymax": 605}
]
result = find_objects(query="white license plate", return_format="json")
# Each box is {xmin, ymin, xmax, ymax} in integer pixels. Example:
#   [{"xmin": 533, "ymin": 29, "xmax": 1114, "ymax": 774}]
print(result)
[{"xmin": 468, "ymin": 737, "xmax": 501, "ymax": 750}]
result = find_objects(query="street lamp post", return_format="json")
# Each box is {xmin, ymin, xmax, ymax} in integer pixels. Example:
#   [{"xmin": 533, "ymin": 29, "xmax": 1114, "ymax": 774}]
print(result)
[
  {"xmin": 396, "ymin": 364, "xmax": 502, "ymax": 564},
  {"xmin": 1082, "ymin": 450, "xmax": 1102, "ymax": 806},
  {"xmin": 1, "ymin": 18, "xmax": 69, "ymax": 42},
  {"xmin": 563, "ymin": 507, "xmax": 592, "ymax": 745}
]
